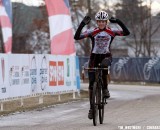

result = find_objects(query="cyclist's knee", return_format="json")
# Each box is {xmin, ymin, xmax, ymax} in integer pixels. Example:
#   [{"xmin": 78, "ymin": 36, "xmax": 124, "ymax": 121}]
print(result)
[
  {"xmin": 89, "ymin": 80, "xmax": 94, "ymax": 90},
  {"xmin": 89, "ymin": 85, "xmax": 93, "ymax": 90}
]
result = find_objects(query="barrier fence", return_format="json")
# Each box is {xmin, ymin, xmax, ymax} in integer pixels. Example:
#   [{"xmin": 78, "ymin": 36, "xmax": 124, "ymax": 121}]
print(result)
[
  {"xmin": 1, "ymin": 55, "xmax": 160, "ymax": 111},
  {"xmin": 79, "ymin": 57, "xmax": 160, "ymax": 83},
  {"xmin": 0, "ymin": 54, "xmax": 80, "ymax": 101}
]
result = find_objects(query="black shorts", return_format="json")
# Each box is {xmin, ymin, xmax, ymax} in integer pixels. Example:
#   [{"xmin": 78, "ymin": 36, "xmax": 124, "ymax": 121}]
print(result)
[
  {"xmin": 88, "ymin": 53, "xmax": 112, "ymax": 90},
  {"xmin": 88, "ymin": 53, "xmax": 112, "ymax": 74}
]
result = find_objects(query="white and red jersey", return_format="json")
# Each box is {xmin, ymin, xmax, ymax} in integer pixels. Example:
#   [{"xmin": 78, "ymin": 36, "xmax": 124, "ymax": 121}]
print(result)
[
  {"xmin": 77, "ymin": 27, "xmax": 124, "ymax": 54},
  {"xmin": 74, "ymin": 19, "xmax": 130, "ymax": 67}
]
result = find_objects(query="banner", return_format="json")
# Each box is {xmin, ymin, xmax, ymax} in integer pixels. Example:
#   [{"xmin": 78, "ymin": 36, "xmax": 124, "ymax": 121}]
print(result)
[
  {"xmin": 0, "ymin": 54, "xmax": 79, "ymax": 100},
  {"xmin": 111, "ymin": 57, "xmax": 160, "ymax": 82},
  {"xmin": 76, "ymin": 56, "xmax": 80, "ymax": 90},
  {"xmin": 45, "ymin": 0, "xmax": 75, "ymax": 55},
  {"xmin": 0, "ymin": 0, "xmax": 12, "ymax": 53},
  {"xmin": 20, "ymin": 55, "xmax": 30, "ymax": 96},
  {"xmin": 0, "ymin": 54, "xmax": 8, "ymax": 99},
  {"xmin": 48, "ymin": 55, "xmax": 77, "ymax": 93},
  {"xmin": 8, "ymin": 54, "xmax": 22, "ymax": 97},
  {"xmin": 29, "ymin": 54, "xmax": 38, "ymax": 93},
  {"xmin": 79, "ymin": 57, "xmax": 160, "ymax": 83},
  {"xmin": 39, "ymin": 54, "xmax": 48, "ymax": 92},
  {"xmin": 29, "ymin": 54, "xmax": 49, "ymax": 93}
]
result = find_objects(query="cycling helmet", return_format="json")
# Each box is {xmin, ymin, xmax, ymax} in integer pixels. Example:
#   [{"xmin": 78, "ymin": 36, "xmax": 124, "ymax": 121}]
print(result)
[{"xmin": 95, "ymin": 11, "xmax": 109, "ymax": 21}]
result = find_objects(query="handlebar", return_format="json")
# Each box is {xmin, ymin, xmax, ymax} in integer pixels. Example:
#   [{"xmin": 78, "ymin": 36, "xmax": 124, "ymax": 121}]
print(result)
[{"xmin": 84, "ymin": 68, "xmax": 108, "ymax": 70}]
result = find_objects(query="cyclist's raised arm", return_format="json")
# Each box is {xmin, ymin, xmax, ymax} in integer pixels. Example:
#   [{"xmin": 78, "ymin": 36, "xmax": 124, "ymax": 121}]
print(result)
[
  {"xmin": 109, "ymin": 17, "xmax": 130, "ymax": 36},
  {"xmin": 74, "ymin": 16, "xmax": 91, "ymax": 40}
]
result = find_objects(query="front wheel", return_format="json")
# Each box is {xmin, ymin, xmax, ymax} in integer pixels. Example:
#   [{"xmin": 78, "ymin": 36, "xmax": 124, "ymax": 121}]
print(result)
[
  {"xmin": 98, "ymin": 82, "xmax": 105, "ymax": 124},
  {"xmin": 92, "ymin": 82, "xmax": 98, "ymax": 126}
]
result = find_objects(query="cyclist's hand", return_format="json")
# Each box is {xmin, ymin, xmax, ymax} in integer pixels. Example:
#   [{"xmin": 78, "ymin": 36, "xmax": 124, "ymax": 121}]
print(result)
[
  {"xmin": 109, "ymin": 17, "xmax": 117, "ymax": 23},
  {"xmin": 81, "ymin": 16, "xmax": 91, "ymax": 25}
]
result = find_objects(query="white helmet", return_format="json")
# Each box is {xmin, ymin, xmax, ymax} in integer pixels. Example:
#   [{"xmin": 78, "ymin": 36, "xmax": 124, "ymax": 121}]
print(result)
[{"xmin": 95, "ymin": 11, "xmax": 109, "ymax": 21}]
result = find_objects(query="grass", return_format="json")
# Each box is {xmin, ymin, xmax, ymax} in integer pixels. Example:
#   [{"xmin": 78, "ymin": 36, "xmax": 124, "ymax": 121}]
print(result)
[{"xmin": 0, "ymin": 90, "xmax": 89, "ymax": 116}]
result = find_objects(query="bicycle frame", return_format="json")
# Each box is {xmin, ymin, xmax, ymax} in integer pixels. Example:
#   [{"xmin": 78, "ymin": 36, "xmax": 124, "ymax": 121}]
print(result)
[
  {"xmin": 84, "ymin": 66, "xmax": 108, "ymax": 92},
  {"xmin": 84, "ymin": 66, "xmax": 108, "ymax": 126},
  {"xmin": 85, "ymin": 67, "xmax": 108, "ymax": 86},
  {"xmin": 93, "ymin": 67, "xmax": 108, "ymax": 105}
]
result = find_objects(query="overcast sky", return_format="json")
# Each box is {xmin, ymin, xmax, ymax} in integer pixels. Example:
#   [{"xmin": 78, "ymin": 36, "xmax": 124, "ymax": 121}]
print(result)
[
  {"xmin": 11, "ymin": 0, "xmax": 160, "ymax": 15},
  {"xmin": 104, "ymin": 0, "xmax": 160, "ymax": 15}
]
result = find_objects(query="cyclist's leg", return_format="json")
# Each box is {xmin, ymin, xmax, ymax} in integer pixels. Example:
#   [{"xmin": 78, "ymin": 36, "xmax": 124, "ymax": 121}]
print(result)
[
  {"xmin": 88, "ymin": 71, "xmax": 95, "ymax": 107},
  {"xmin": 102, "ymin": 72, "xmax": 110, "ymax": 98},
  {"xmin": 102, "ymin": 56, "xmax": 112, "ymax": 98},
  {"xmin": 88, "ymin": 56, "xmax": 96, "ymax": 109},
  {"xmin": 88, "ymin": 71, "xmax": 95, "ymax": 119},
  {"xmin": 88, "ymin": 56, "xmax": 97, "ymax": 119}
]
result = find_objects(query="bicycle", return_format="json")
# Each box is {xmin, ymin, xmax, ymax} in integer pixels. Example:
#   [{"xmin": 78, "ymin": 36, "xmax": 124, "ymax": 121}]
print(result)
[{"xmin": 84, "ymin": 64, "xmax": 108, "ymax": 126}]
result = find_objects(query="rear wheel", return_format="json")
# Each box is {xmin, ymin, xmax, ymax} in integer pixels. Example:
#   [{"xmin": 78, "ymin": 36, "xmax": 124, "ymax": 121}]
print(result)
[{"xmin": 92, "ymin": 82, "xmax": 98, "ymax": 126}]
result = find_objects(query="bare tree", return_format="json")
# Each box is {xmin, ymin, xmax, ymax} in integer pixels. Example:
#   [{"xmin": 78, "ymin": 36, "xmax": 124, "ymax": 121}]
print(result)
[
  {"xmin": 12, "ymin": 2, "xmax": 49, "ymax": 54},
  {"xmin": 115, "ymin": 0, "xmax": 160, "ymax": 57},
  {"xmin": 70, "ymin": 0, "xmax": 114, "ymax": 56}
]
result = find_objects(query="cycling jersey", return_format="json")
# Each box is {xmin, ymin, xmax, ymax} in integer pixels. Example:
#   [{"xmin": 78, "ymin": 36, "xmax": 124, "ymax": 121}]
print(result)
[
  {"xmin": 80, "ymin": 27, "xmax": 124, "ymax": 54},
  {"xmin": 74, "ymin": 19, "xmax": 130, "ymax": 68}
]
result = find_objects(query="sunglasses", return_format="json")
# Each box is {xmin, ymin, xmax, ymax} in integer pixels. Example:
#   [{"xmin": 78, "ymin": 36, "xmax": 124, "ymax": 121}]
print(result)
[{"xmin": 97, "ymin": 20, "xmax": 107, "ymax": 23}]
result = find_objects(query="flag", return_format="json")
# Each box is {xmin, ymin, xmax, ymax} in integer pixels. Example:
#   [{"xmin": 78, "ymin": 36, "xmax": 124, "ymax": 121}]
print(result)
[
  {"xmin": 45, "ymin": 0, "xmax": 75, "ymax": 55},
  {"xmin": 0, "ymin": 0, "xmax": 12, "ymax": 53}
]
